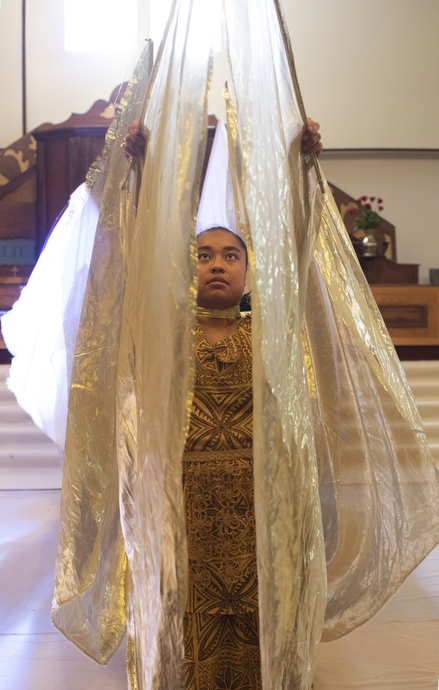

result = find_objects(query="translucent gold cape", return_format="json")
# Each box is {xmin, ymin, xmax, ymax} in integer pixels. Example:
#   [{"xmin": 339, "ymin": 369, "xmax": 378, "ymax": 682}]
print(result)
[{"xmin": 51, "ymin": 2, "xmax": 439, "ymax": 689}]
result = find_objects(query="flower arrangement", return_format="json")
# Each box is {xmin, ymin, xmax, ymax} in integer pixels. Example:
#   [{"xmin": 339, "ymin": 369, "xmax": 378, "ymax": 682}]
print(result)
[{"xmin": 350, "ymin": 196, "xmax": 384, "ymax": 230}]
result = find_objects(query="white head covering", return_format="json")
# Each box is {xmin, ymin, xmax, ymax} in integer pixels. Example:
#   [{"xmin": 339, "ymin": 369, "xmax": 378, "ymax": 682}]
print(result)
[{"xmin": 196, "ymin": 119, "xmax": 245, "ymax": 238}]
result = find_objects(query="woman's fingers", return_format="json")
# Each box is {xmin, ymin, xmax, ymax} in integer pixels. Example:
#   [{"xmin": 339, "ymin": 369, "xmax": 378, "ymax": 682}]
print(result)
[
  {"xmin": 302, "ymin": 118, "xmax": 323, "ymax": 157},
  {"xmin": 123, "ymin": 119, "xmax": 149, "ymax": 159},
  {"xmin": 123, "ymin": 139, "xmax": 145, "ymax": 158},
  {"xmin": 302, "ymin": 133, "xmax": 323, "ymax": 156}
]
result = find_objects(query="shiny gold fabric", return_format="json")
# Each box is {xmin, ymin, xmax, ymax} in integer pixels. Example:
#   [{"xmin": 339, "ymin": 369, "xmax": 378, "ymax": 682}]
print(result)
[
  {"xmin": 224, "ymin": 4, "xmax": 327, "ymax": 687},
  {"xmin": 52, "ymin": 2, "xmax": 439, "ymax": 690},
  {"xmin": 51, "ymin": 41, "xmax": 154, "ymax": 663},
  {"xmin": 310, "ymin": 184, "xmax": 439, "ymax": 642}
]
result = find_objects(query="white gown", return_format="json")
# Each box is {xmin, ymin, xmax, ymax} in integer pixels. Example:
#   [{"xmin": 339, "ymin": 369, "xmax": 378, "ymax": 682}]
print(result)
[{"xmin": 1, "ymin": 183, "xmax": 98, "ymax": 447}]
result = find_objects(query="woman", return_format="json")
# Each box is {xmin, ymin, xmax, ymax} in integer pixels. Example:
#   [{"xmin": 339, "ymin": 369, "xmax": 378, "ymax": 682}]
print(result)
[
  {"xmin": 122, "ymin": 121, "xmax": 322, "ymax": 687},
  {"xmin": 184, "ymin": 226, "xmax": 257, "ymax": 688}
]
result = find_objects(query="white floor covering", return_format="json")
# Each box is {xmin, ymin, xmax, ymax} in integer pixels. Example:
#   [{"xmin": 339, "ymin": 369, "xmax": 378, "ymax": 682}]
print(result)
[{"xmin": 1, "ymin": 362, "xmax": 439, "ymax": 689}]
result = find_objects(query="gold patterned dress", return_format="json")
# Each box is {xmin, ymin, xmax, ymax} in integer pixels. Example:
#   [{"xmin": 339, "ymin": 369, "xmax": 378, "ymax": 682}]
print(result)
[{"xmin": 183, "ymin": 314, "xmax": 261, "ymax": 690}]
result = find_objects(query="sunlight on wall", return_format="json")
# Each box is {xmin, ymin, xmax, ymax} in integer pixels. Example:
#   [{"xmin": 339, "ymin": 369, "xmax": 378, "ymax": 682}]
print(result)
[
  {"xmin": 150, "ymin": 0, "xmax": 221, "ymax": 51},
  {"xmin": 64, "ymin": 0, "xmax": 137, "ymax": 52},
  {"xmin": 150, "ymin": 0, "xmax": 172, "ymax": 44}
]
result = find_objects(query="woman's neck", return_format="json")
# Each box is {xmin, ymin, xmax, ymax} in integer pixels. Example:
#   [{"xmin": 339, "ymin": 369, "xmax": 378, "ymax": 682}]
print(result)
[{"xmin": 196, "ymin": 305, "xmax": 241, "ymax": 345}]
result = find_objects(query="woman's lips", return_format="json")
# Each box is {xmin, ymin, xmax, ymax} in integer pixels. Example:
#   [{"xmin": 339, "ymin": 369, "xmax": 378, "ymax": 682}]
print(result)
[{"xmin": 207, "ymin": 277, "xmax": 228, "ymax": 284}]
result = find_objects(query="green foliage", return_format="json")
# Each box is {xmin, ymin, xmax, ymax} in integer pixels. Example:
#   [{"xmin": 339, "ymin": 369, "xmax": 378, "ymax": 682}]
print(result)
[
  {"xmin": 353, "ymin": 196, "xmax": 384, "ymax": 230},
  {"xmin": 354, "ymin": 210, "xmax": 383, "ymax": 230}
]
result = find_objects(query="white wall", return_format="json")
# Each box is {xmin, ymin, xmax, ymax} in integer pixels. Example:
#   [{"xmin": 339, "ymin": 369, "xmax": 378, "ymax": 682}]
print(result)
[
  {"xmin": 147, "ymin": 0, "xmax": 439, "ymax": 149},
  {"xmin": 0, "ymin": 0, "xmax": 23, "ymax": 146},
  {"xmin": 286, "ymin": 0, "xmax": 439, "ymax": 149},
  {"xmin": 26, "ymin": 0, "xmax": 149, "ymax": 134}
]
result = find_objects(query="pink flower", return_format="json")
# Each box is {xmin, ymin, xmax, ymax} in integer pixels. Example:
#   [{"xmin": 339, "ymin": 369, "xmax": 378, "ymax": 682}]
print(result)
[
  {"xmin": 349, "ymin": 208, "xmax": 356, "ymax": 215},
  {"xmin": 365, "ymin": 203, "xmax": 371, "ymax": 210},
  {"xmin": 378, "ymin": 198, "xmax": 383, "ymax": 203},
  {"xmin": 379, "ymin": 206, "xmax": 384, "ymax": 211},
  {"xmin": 370, "ymin": 196, "xmax": 376, "ymax": 201},
  {"xmin": 361, "ymin": 195, "xmax": 368, "ymax": 201}
]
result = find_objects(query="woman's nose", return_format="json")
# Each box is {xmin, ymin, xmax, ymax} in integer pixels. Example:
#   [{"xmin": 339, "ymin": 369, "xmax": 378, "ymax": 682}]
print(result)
[{"xmin": 211, "ymin": 259, "xmax": 225, "ymax": 272}]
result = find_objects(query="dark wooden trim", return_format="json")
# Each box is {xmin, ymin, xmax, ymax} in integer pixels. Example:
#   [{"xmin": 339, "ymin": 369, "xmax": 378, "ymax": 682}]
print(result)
[
  {"xmin": 360, "ymin": 256, "xmax": 418, "ymax": 285},
  {"xmin": 33, "ymin": 126, "xmax": 109, "ymax": 141},
  {"xmin": 396, "ymin": 346, "xmax": 439, "ymax": 361},
  {"xmin": 0, "ymin": 202, "xmax": 36, "ymax": 237},
  {"xmin": 31, "ymin": 99, "xmax": 119, "ymax": 134},
  {"xmin": 0, "ymin": 264, "xmax": 34, "ymax": 281},
  {"xmin": 36, "ymin": 139, "xmax": 47, "ymax": 257},
  {"xmin": 0, "ymin": 349, "xmax": 12, "ymax": 364},
  {"xmin": 321, "ymin": 149, "xmax": 439, "ymax": 161},
  {"xmin": 0, "ymin": 166, "xmax": 35, "ymax": 200},
  {"xmin": 323, "ymin": 148, "xmax": 439, "ymax": 152},
  {"xmin": 377, "ymin": 304, "xmax": 428, "ymax": 330}
]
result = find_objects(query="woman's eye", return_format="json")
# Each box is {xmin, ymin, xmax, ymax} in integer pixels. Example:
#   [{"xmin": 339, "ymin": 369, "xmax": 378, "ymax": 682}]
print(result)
[
  {"xmin": 198, "ymin": 253, "xmax": 210, "ymax": 260},
  {"xmin": 226, "ymin": 253, "xmax": 238, "ymax": 260}
]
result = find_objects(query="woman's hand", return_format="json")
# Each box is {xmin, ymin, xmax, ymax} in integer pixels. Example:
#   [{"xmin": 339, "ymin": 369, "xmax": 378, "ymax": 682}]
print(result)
[
  {"xmin": 123, "ymin": 119, "xmax": 149, "ymax": 159},
  {"xmin": 301, "ymin": 118, "xmax": 323, "ymax": 157}
]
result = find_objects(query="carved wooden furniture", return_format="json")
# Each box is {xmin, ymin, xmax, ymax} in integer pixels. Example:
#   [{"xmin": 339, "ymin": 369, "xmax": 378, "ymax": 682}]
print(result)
[
  {"xmin": 360, "ymin": 256, "xmax": 419, "ymax": 285},
  {"xmin": 371, "ymin": 285, "xmax": 439, "ymax": 347},
  {"xmin": 33, "ymin": 127, "xmax": 108, "ymax": 254},
  {"xmin": 0, "ymin": 84, "xmax": 127, "ymax": 256},
  {"xmin": 33, "ymin": 86, "xmax": 128, "ymax": 254},
  {"xmin": 0, "ymin": 154, "xmax": 37, "ymax": 244}
]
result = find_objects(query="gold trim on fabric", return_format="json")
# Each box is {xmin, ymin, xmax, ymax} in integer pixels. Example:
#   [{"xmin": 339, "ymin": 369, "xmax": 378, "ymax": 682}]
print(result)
[
  {"xmin": 86, "ymin": 39, "xmax": 154, "ymax": 193},
  {"xmin": 196, "ymin": 305, "xmax": 241, "ymax": 319},
  {"xmin": 224, "ymin": 83, "xmax": 254, "ymax": 272},
  {"xmin": 272, "ymin": 0, "xmax": 324, "ymax": 194}
]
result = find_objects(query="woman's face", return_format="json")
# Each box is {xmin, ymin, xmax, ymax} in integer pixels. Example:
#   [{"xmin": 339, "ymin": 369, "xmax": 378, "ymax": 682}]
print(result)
[{"xmin": 197, "ymin": 229, "xmax": 247, "ymax": 309}]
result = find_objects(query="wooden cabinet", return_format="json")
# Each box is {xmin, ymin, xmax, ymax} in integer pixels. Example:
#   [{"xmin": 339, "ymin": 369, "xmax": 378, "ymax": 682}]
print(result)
[
  {"xmin": 33, "ymin": 127, "xmax": 107, "ymax": 255},
  {"xmin": 371, "ymin": 285, "xmax": 439, "ymax": 347}
]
